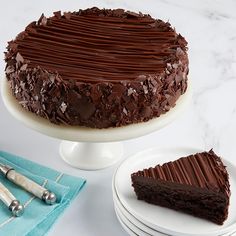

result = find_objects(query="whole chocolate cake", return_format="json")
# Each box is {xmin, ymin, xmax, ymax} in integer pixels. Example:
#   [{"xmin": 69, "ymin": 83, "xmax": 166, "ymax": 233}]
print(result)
[
  {"xmin": 131, "ymin": 150, "xmax": 230, "ymax": 225},
  {"xmin": 5, "ymin": 7, "xmax": 188, "ymax": 128}
]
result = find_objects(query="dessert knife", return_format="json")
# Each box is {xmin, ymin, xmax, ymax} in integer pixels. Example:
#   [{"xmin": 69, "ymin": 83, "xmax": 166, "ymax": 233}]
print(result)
[
  {"xmin": 0, "ymin": 181, "xmax": 24, "ymax": 216},
  {"xmin": 0, "ymin": 164, "xmax": 56, "ymax": 205}
]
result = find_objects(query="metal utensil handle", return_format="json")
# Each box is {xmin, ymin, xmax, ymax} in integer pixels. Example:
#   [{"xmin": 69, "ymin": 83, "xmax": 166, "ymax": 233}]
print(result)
[
  {"xmin": 0, "ymin": 182, "xmax": 16, "ymax": 206},
  {"xmin": 6, "ymin": 170, "xmax": 46, "ymax": 199},
  {"xmin": 0, "ymin": 182, "xmax": 24, "ymax": 216}
]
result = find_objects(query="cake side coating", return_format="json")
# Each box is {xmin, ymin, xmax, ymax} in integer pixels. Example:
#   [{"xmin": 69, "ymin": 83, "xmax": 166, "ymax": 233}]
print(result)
[
  {"xmin": 131, "ymin": 150, "xmax": 230, "ymax": 225},
  {"xmin": 5, "ymin": 7, "xmax": 188, "ymax": 128}
]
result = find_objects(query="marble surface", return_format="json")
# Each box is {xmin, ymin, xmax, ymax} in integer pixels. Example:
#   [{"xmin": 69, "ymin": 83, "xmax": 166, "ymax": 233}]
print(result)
[{"xmin": 0, "ymin": 0, "xmax": 236, "ymax": 235}]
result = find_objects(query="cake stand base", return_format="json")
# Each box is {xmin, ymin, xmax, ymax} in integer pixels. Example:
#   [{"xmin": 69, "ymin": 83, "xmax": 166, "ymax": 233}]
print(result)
[{"xmin": 59, "ymin": 141, "xmax": 124, "ymax": 170}]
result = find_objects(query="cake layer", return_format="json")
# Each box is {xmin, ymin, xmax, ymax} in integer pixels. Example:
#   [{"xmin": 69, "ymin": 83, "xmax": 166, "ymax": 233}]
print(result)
[
  {"xmin": 133, "ymin": 176, "xmax": 229, "ymax": 225},
  {"xmin": 5, "ymin": 7, "xmax": 188, "ymax": 128},
  {"xmin": 131, "ymin": 150, "xmax": 230, "ymax": 225}
]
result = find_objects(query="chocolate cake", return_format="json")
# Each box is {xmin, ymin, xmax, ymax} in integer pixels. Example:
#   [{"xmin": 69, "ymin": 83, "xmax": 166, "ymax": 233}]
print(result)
[
  {"xmin": 131, "ymin": 150, "xmax": 230, "ymax": 225},
  {"xmin": 4, "ymin": 7, "xmax": 188, "ymax": 128}
]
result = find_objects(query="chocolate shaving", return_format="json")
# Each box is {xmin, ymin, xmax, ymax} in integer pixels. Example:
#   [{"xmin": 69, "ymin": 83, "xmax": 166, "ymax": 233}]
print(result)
[
  {"xmin": 38, "ymin": 14, "xmax": 47, "ymax": 26},
  {"xmin": 15, "ymin": 52, "xmax": 24, "ymax": 63},
  {"xmin": 63, "ymin": 12, "xmax": 71, "ymax": 20},
  {"xmin": 53, "ymin": 11, "xmax": 61, "ymax": 18}
]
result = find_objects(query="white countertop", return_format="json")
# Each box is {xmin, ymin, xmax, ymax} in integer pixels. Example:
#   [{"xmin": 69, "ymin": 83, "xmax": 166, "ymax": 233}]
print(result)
[{"xmin": 0, "ymin": 0, "xmax": 236, "ymax": 235}]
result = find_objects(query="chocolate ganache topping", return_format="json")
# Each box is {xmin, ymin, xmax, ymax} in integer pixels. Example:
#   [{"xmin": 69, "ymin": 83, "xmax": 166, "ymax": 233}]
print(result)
[
  {"xmin": 132, "ymin": 149, "xmax": 230, "ymax": 196},
  {"xmin": 5, "ymin": 7, "xmax": 189, "ymax": 128}
]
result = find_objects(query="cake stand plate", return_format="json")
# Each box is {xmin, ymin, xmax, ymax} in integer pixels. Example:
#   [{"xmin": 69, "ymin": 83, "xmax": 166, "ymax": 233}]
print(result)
[{"xmin": 1, "ymin": 78, "xmax": 191, "ymax": 170}]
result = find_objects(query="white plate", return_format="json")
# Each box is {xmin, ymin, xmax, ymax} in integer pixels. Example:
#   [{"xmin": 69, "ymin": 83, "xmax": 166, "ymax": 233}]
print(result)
[
  {"xmin": 114, "ymin": 206, "xmax": 138, "ymax": 236},
  {"xmin": 114, "ymin": 147, "xmax": 236, "ymax": 236},
  {"xmin": 113, "ymin": 180, "xmax": 167, "ymax": 236},
  {"xmin": 114, "ymin": 196, "xmax": 167, "ymax": 236},
  {"xmin": 115, "ymin": 199, "xmax": 236, "ymax": 236},
  {"xmin": 115, "ymin": 205, "xmax": 151, "ymax": 236}
]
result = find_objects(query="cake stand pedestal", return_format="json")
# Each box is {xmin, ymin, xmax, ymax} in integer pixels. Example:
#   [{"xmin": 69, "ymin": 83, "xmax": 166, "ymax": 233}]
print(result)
[{"xmin": 1, "ymin": 78, "xmax": 191, "ymax": 170}]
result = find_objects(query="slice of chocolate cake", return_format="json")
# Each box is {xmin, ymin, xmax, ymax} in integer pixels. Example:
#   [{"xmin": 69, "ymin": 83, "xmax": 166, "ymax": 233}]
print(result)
[{"xmin": 131, "ymin": 150, "xmax": 230, "ymax": 225}]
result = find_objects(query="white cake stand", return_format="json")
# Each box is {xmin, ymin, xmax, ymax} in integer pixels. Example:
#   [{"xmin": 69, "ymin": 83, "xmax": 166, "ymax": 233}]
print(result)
[{"xmin": 1, "ymin": 78, "xmax": 191, "ymax": 170}]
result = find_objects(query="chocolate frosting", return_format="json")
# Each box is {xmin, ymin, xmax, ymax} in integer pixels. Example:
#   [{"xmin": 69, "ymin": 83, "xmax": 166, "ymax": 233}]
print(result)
[
  {"xmin": 132, "ymin": 149, "xmax": 230, "ymax": 196},
  {"xmin": 5, "ymin": 7, "xmax": 189, "ymax": 128}
]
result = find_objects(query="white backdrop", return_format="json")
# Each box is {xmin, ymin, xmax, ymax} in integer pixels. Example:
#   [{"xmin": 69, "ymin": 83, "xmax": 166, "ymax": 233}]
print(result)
[{"xmin": 0, "ymin": 0, "xmax": 236, "ymax": 235}]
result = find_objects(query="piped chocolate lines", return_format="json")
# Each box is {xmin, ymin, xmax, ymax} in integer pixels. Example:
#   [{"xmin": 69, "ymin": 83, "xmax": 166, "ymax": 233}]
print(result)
[
  {"xmin": 7, "ymin": 9, "xmax": 183, "ymax": 82},
  {"xmin": 132, "ymin": 149, "xmax": 230, "ymax": 195}
]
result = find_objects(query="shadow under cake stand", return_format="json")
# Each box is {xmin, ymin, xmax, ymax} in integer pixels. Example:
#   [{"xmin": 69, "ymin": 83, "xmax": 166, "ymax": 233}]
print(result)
[{"xmin": 1, "ymin": 78, "xmax": 191, "ymax": 170}]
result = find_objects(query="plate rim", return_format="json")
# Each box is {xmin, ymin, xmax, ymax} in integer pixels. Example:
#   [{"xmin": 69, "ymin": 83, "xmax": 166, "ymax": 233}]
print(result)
[
  {"xmin": 114, "ymin": 205, "xmax": 138, "ymax": 236},
  {"xmin": 115, "ymin": 204, "xmax": 151, "ymax": 236},
  {"xmin": 113, "ymin": 184, "xmax": 168, "ymax": 236}
]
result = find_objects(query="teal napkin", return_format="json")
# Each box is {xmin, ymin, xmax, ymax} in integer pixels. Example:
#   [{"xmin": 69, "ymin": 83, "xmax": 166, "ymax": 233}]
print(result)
[{"xmin": 0, "ymin": 150, "xmax": 86, "ymax": 236}]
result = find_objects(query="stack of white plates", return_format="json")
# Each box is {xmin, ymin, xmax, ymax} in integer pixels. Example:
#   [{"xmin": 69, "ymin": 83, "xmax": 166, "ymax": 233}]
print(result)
[{"xmin": 112, "ymin": 147, "xmax": 236, "ymax": 236}]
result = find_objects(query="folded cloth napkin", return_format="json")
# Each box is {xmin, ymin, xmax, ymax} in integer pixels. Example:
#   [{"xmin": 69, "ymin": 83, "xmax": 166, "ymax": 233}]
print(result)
[{"xmin": 0, "ymin": 150, "xmax": 86, "ymax": 236}]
